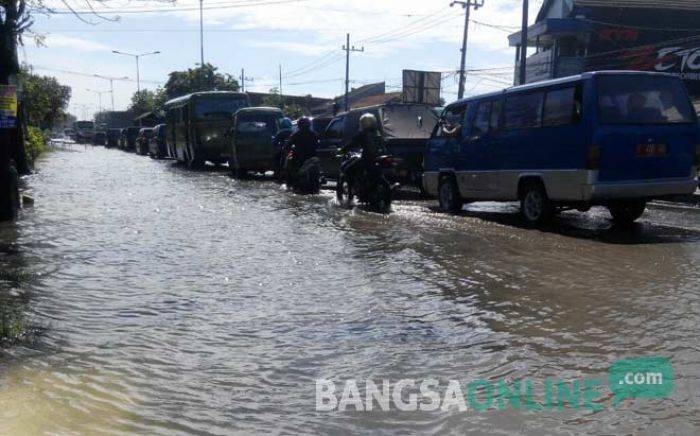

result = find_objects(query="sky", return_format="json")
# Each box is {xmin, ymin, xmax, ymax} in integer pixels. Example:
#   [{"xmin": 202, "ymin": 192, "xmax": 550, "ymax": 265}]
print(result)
[{"xmin": 22, "ymin": 0, "xmax": 545, "ymax": 119}]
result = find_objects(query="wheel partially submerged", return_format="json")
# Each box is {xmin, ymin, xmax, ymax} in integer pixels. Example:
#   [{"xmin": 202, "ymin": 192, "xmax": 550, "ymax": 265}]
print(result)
[
  {"xmin": 519, "ymin": 182, "xmax": 555, "ymax": 227},
  {"xmin": 438, "ymin": 176, "xmax": 463, "ymax": 213},
  {"xmin": 608, "ymin": 200, "xmax": 647, "ymax": 225}
]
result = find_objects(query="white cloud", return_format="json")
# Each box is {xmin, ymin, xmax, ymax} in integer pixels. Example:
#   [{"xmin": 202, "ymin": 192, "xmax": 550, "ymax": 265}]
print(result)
[
  {"xmin": 247, "ymin": 40, "xmax": 336, "ymax": 56},
  {"xmin": 41, "ymin": 34, "xmax": 111, "ymax": 52}
]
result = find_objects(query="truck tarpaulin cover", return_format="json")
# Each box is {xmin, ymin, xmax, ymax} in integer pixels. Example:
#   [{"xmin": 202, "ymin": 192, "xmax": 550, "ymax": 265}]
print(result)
[{"xmin": 380, "ymin": 105, "xmax": 438, "ymax": 140}]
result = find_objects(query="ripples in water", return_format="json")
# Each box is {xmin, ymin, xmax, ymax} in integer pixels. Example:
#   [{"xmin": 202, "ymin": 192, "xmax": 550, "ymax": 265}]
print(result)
[{"xmin": 0, "ymin": 147, "xmax": 698, "ymax": 434}]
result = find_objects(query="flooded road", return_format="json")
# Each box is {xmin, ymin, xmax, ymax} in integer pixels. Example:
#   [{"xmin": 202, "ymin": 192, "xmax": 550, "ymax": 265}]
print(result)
[{"xmin": 1, "ymin": 147, "xmax": 700, "ymax": 435}]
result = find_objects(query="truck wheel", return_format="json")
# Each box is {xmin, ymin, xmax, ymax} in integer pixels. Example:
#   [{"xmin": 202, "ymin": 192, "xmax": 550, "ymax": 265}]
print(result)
[
  {"xmin": 228, "ymin": 158, "xmax": 247, "ymax": 179},
  {"xmin": 520, "ymin": 182, "xmax": 555, "ymax": 226},
  {"xmin": 609, "ymin": 200, "xmax": 647, "ymax": 225},
  {"xmin": 438, "ymin": 176, "xmax": 463, "ymax": 213}
]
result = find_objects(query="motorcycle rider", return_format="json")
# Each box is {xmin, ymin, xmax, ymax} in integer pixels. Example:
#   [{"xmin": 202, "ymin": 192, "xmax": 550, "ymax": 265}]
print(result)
[
  {"xmin": 274, "ymin": 117, "xmax": 294, "ymax": 178},
  {"xmin": 340, "ymin": 113, "xmax": 386, "ymax": 183},
  {"xmin": 285, "ymin": 117, "xmax": 319, "ymax": 181},
  {"xmin": 288, "ymin": 117, "xmax": 318, "ymax": 165}
]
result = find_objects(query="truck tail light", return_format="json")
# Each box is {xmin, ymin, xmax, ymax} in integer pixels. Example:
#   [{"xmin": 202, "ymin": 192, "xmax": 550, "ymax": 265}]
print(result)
[{"xmin": 587, "ymin": 145, "xmax": 600, "ymax": 170}]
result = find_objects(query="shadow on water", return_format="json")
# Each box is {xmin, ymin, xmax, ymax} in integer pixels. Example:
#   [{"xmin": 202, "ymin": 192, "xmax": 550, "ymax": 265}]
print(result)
[{"xmin": 426, "ymin": 205, "xmax": 700, "ymax": 245}]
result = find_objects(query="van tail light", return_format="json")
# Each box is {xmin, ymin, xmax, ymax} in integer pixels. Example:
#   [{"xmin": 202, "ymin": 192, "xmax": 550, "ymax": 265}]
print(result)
[{"xmin": 587, "ymin": 145, "xmax": 600, "ymax": 170}]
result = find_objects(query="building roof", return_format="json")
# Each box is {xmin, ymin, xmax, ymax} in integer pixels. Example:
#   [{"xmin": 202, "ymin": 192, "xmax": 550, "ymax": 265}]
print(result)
[
  {"xmin": 574, "ymin": 0, "xmax": 700, "ymax": 9},
  {"xmin": 350, "ymin": 92, "xmax": 402, "ymax": 109}
]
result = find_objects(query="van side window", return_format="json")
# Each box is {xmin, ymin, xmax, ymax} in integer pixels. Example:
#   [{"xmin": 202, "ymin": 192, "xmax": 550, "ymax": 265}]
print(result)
[
  {"xmin": 437, "ymin": 105, "xmax": 467, "ymax": 138},
  {"xmin": 543, "ymin": 87, "xmax": 580, "ymax": 127},
  {"xmin": 490, "ymin": 100, "xmax": 502, "ymax": 131},
  {"xmin": 325, "ymin": 118, "xmax": 344, "ymax": 139},
  {"xmin": 472, "ymin": 102, "xmax": 491, "ymax": 135},
  {"xmin": 504, "ymin": 92, "xmax": 545, "ymax": 130}
]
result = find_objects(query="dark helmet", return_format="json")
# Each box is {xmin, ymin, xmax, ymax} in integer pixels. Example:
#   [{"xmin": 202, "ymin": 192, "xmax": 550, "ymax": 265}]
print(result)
[
  {"xmin": 280, "ymin": 117, "xmax": 293, "ymax": 131},
  {"xmin": 298, "ymin": 117, "xmax": 312, "ymax": 131},
  {"xmin": 359, "ymin": 113, "xmax": 378, "ymax": 132}
]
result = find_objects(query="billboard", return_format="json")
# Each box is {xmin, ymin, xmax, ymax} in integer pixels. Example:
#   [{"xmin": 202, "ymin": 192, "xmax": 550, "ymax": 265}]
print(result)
[
  {"xmin": 587, "ymin": 36, "xmax": 700, "ymax": 96},
  {"xmin": 402, "ymin": 70, "xmax": 441, "ymax": 106},
  {"xmin": 0, "ymin": 85, "xmax": 17, "ymax": 129}
]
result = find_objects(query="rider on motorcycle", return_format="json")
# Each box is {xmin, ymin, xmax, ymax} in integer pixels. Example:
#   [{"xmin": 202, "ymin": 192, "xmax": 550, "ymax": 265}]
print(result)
[
  {"xmin": 340, "ymin": 113, "xmax": 386, "ymax": 183},
  {"xmin": 288, "ymin": 117, "xmax": 318, "ymax": 165},
  {"xmin": 274, "ymin": 118, "xmax": 294, "ymax": 176}
]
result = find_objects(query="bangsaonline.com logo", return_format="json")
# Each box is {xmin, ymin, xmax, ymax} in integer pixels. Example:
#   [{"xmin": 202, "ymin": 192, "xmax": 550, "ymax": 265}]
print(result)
[{"xmin": 316, "ymin": 357, "xmax": 673, "ymax": 412}]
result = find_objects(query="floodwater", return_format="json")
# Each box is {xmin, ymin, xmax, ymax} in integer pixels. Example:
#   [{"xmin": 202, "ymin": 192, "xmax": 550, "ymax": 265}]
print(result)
[{"xmin": 1, "ymin": 147, "xmax": 699, "ymax": 435}]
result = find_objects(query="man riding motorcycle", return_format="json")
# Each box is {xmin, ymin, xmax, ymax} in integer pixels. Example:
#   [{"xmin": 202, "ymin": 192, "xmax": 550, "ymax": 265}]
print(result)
[
  {"xmin": 288, "ymin": 117, "xmax": 318, "ymax": 165},
  {"xmin": 274, "ymin": 118, "xmax": 294, "ymax": 179},
  {"xmin": 339, "ymin": 113, "xmax": 386, "ymax": 184},
  {"xmin": 336, "ymin": 113, "xmax": 394, "ymax": 212},
  {"xmin": 286, "ymin": 117, "xmax": 321, "ymax": 192}
]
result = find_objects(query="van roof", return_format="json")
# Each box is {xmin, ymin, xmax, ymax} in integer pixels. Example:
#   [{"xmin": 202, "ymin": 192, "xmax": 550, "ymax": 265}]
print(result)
[
  {"xmin": 236, "ymin": 107, "xmax": 283, "ymax": 114},
  {"xmin": 445, "ymin": 70, "xmax": 683, "ymax": 109},
  {"xmin": 333, "ymin": 102, "xmax": 434, "ymax": 117},
  {"xmin": 164, "ymin": 91, "xmax": 248, "ymax": 108}
]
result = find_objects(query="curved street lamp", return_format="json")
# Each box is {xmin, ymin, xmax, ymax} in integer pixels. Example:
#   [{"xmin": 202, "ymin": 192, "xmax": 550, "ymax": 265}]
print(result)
[{"xmin": 111, "ymin": 50, "xmax": 161, "ymax": 96}]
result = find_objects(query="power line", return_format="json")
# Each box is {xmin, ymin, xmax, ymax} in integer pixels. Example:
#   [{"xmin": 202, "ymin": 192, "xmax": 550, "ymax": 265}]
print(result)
[
  {"xmin": 46, "ymin": 0, "xmax": 312, "ymax": 15},
  {"xmin": 27, "ymin": 64, "xmax": 164, "ymax": 85}
]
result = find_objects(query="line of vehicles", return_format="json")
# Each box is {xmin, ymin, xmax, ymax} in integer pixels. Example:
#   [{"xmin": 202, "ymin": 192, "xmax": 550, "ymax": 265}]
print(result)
[{"xmin": 90, "ymin": 71, "xmax": 699, "ymax": 226}]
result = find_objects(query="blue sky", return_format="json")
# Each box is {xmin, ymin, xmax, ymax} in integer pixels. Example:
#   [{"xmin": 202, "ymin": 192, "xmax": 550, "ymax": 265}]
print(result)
[{"xmin": 23, "ymin": 0, "xmax": 544, "ymax": 119}]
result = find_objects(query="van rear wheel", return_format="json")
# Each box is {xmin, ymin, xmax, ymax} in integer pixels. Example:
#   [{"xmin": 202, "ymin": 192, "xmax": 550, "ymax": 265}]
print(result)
[
  {"xmin": 609, "ymin": 200, "xmax": 647, "ymax": 225},
  {"xmin": 520, "ymin": 182, "xmax": 555, "ymax": 226},
  {"xmin": 438, "ymin": 176, "xmax": 463, "ymax": 213}
]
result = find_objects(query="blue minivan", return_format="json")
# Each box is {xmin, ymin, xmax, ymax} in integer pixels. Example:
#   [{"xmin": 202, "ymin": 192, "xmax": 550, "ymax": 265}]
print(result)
[{"xmin": 423, "ymin": 71, "xmax": 699, "ymax": 225}]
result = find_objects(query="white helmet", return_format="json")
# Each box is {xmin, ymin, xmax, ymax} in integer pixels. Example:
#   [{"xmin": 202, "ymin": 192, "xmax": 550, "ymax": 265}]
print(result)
[{"xmin": 359, "ymin": 113, "xmax": 378, "ymax": 132}]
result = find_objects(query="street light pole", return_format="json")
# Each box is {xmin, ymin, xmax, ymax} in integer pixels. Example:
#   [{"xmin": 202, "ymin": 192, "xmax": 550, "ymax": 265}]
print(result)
[
  {"xmin": 93, "ymin": 74, "xmax": 129, "ymax": 112},
  {"xmin": 109, "ymin": 79, "xmax": 115, "ymax": 111},
  {"xmin": 199, "ymin": 0, "xmax": 205, "ymax": 66},
  {"xmin": 451, "ymin": 0, "xmax": 484, "ymax": 100},
  {"xmin": 87, "ymin": 89, "xmax": 109, "ymax": 114},
  {"xmin": 112, "ymin": 50, "xmax": 161, "ymax": 97}
]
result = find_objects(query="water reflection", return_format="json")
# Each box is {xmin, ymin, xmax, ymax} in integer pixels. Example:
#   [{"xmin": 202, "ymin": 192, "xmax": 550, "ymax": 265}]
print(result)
[{"xmin": 0, "ymin": 225, "xmax": 34, "ymax": 347}]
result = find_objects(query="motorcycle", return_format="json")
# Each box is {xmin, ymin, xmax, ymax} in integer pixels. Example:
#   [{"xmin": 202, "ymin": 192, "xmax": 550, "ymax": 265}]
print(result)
[
  {"xmin": 286, "ymin": 148, "xmax": 321, "ymax": 194},
  {"xmin": 336, "ymin": 152, "xmax": 396, "ymax": 213}
]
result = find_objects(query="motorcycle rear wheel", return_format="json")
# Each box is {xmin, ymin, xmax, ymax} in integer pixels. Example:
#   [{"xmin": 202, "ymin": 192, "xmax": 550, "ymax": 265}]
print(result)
[
  {"xmin": 371, "ymin": 180, "xmax": 392, "ymax": 214},
  {"xmin": 336, "ymin": 175, "xmax": 354, "ymax": 208}
]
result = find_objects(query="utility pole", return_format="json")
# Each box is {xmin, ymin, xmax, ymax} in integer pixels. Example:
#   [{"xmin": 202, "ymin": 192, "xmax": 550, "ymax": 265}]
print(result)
[
  {"xmin": 342, "ymin": 33, "xmax": 364, "ymax": 112},
  {"xmin": 451, "ymin": 0, "xmax": 484, "ymax": 100},
  {"xmin": 279, "ymin": 64, "xmax": 284, "ymax": 108},
  {"xmin": 240, "ymin": 69, "xmax": 253, "ymax": 93},
  {"xmin": 519, "ymin": 0, "xmax": 529, "ymax": 85},
  {"xmin": 199, "ymin": 0, "xmax": 205, "ymax": 66}
]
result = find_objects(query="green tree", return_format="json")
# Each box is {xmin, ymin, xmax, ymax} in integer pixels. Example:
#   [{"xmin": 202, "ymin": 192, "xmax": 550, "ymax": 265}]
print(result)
[
  {"xmin": 262, "ymin": 87, "xmax": 284, "ymax": 108},
  {"xmin": 164, "ymin": 63, "xmax": 239, "ymax": 100},
  {"xmin": 19, "ymin": 67, "xmax": 72, "ymax": 131},
  {"xmin": 128, "ymin": 88, "xmax": 167, "ymax": 117},
  {"xmin": 262, "ymin": 88, "xmax": 310, "ymax": 119}
]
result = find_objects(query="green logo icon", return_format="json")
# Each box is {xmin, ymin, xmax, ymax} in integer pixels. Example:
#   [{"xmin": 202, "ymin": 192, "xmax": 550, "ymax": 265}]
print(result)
[{"xmin": 608, "ymin": 357, "xmax": 673, "ymax": 405}]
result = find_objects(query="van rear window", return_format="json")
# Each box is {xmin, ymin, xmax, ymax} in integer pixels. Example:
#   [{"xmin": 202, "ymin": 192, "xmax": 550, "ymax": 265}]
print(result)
[{"xmin": 597, "ymin": 76, "xmax": 695, "ymax": 125}]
